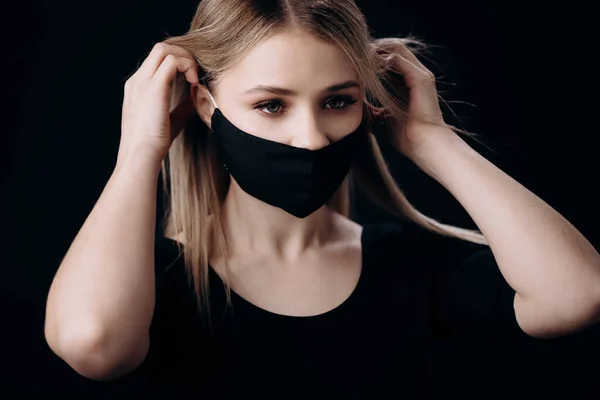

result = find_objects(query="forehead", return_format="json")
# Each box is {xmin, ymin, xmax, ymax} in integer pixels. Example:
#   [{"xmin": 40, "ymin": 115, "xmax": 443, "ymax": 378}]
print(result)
[{"xmin": 221, "ymin": 29, "xmax": 359, "ymax": 93}]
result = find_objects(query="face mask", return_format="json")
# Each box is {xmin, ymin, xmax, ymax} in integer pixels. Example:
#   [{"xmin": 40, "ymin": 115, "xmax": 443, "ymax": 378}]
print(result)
[{"xmin": 206, "ymin": 90, "xmax": 364, "ymax": 219}]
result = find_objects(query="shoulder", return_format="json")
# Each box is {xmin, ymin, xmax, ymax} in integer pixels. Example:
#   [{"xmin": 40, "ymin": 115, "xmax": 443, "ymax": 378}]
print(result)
[
  {"xmin": 360, "ymin": 220, "xmax": 435, "ymax": 255},
  {"xmin": 360, "ymin": 219, "xmax": 444, "ymax": 243},
  {"xmin": 361, "ymin": 220, "xmax": 493, "ymax": 269},
  {"xmin": 154, "ymin": 231, "xmax": 185, "ymax": 280},
  {"xmin": 359, "ymin": 220, "xmax": 436, "ymax": 282},
  {"xmin": 164, "ymin": 231, "xmax": 186, "ymax": 245}
]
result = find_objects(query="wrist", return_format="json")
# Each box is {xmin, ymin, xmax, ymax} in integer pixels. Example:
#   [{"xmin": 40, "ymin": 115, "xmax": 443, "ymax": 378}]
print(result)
[
  {"xmin": 404, "ymin": 130, "xmax": 472, "ymax": 179},
  {"xmin": 114, "ymin": 147, "xmax": 165, "ymax": 178}
]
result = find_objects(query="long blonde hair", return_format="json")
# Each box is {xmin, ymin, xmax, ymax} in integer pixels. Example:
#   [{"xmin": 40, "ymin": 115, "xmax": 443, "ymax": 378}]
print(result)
[{"xmin": 159, "ymin": 0, "xmax": 488, "ymax": 317}]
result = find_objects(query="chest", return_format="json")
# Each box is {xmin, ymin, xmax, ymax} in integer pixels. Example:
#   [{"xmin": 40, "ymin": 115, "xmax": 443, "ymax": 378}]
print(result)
[
  {"xmin": 226, "ymin": 274, "xmax": 428, "ymax": 381},
  {"xmin": 183, "ymin": 297, "xmax": 432, "ymax": 398},
  {"xmin": 210, "ymin": 244, "xmax": 363, "ymax": 317},
  {"xmin": 150, "ymin": 243, "xmax": 436, "ymax": 397}
]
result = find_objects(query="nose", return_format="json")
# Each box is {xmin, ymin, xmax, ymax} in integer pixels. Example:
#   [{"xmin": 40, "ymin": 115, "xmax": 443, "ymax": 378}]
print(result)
[{"xmin": 290, "ymin": 118, "xmax": 330, "ymax": 150}]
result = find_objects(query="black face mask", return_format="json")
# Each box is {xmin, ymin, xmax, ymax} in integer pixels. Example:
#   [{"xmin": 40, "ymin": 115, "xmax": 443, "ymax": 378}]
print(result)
[{"xmin": 207, "ymin": 91, "xmax": 364, "ymax": 219}]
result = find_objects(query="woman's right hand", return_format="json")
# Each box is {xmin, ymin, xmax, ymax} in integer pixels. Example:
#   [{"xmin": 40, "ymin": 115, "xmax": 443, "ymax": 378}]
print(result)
[{"xmin": 116, "ymin": 43, "xmax": 199, "ymax": 168}]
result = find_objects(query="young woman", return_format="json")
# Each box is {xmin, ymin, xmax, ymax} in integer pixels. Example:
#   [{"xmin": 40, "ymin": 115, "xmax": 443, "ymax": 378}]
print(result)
[{"xmin": 44, "ymin": 0, "xmax": 600, "ymax": 397}]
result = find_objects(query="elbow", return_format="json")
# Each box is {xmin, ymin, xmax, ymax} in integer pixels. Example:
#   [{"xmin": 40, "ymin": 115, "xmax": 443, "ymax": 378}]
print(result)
[
  {"xmin": 44, "ymin": 320, "xmax": 149, "ymax": 381},
  {"xmin": 515, "ymin": 291, "xmax": 600, "ymax": 339},
  {"xmin": 586, "ymin": 290, "xmax": 600, "ymax": 333}
]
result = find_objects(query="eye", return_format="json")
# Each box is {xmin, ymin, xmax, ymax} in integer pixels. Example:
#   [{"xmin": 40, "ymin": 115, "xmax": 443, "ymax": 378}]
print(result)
[
  {"xmin": 254, "ymin": 100, "xmax": 285, "ymax": 114},
  {"xmin": 253, "ymin": 95, "xmax": 358, "ymax": 116},
  {"xmin": 324, "ymin": 96, "xmax": 357, "ymax": 109}
]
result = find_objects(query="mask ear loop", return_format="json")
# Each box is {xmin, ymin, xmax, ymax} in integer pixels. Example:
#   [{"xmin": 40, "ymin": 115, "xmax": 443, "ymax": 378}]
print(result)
[
  {"xmin": 207, "ymin": 90, "xmax": 218, "ymax": 109},
  {"xmin": 200, "ymin": 77, "xmax": 219, "ymax": 109},
  {"xmin": 201, "ymin": 80, "xmax": 227, "ymax": 171}
]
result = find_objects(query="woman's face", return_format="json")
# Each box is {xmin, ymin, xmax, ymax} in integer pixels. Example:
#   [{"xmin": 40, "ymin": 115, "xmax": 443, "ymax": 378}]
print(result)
[{"xmin": 196, "ymin": 28, "xmax": 364, "ymax": 149}]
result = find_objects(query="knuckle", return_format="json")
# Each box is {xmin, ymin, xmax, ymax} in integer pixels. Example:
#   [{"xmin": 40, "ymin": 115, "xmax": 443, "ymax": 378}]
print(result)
[
  {"xmin": 163, "ymin": 54, "xmax": 177, "ymax": 64},
  {"xmin": 124, "ymin": 77, "xmax": 135, "ymax": 92},
  {"xmin": 152, "ymin": 42, "xmax": 167, "ymax": 53},
  {"xmin": 152, "ymin": 42, "xmax": 169, "ymax": 58},
  {"xmin": 185, "ymin": 58, "xmax": 197, "ymax": 70},
  {"xmin": 417, "ymin": 71, "xmax": 435, "ymax": 83}
]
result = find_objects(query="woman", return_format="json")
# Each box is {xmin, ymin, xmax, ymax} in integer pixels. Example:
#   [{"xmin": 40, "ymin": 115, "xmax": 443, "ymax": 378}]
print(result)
[{"xmin": 44, "ymin": 0, "xmax": 600, "ymax": 397}]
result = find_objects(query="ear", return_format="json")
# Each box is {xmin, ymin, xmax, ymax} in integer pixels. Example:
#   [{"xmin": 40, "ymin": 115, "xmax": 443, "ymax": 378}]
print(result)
[{"xmin": 190, "ymin": 84, "xmax": 216, "ymax": 130}]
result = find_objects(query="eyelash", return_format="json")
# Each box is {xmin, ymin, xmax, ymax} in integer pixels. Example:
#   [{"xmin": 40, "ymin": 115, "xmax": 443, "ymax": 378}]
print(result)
[{"xmin": 252, "ymin": 96, "xmax": 358, "ymax": 116}]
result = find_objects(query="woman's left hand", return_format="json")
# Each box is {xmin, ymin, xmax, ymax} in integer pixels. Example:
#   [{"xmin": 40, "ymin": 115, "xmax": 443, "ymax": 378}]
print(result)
[{"xmin": 372, "ymin": 39, "xmax": 458, "ymax": 160}]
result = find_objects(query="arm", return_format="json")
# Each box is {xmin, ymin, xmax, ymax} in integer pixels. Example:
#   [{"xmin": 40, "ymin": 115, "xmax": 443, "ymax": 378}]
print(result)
[
  {"xmin": 374, "ymin": 39, "xmax": 600, "ymax": 339},
  {"xmin": 44, "ymin": 152, "xmax": 162, "ymax": 381},
  {"xmin": 411, "ymin": 132, "xmax": 600, "ymax": 339},
  {"xmin": 44, "ymin": 42, "xmax": 199, "ymax": 381}
]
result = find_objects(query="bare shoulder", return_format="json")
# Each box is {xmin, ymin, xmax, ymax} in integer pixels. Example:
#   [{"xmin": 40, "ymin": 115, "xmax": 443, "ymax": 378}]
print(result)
[
  {"xmin": 163, "ymin": 214, "xmax": 217, "ymax": 246},
  {"xmin": 165, "ymin": 231, "xmax": 186, "ymax": 245},
  {"xmin": 329, "ymin": 211, "xmax": 363, "ymax": 244}
]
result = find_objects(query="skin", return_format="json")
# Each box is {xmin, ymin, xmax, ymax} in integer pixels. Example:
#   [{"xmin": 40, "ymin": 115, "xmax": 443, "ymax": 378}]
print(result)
[
  {"xmin": 43, "ymin": 25, "xmax": 600, "ymax": 383},
  {"xmin": 375, "ymin": 40, "xmax": 600, "ymax": 338},
  {"xmin": 190, "ymin": 28, "xmax": 365, "ymax": 317},
  {"xmin": 189, "ymin": 28, "xmax": 600, "ymax": 335}
]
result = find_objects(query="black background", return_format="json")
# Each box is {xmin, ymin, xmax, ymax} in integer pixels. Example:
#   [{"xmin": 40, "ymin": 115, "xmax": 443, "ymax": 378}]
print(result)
[{"xmin": 4, "ymin": 0, "xmax": 599, "ymax": 397}]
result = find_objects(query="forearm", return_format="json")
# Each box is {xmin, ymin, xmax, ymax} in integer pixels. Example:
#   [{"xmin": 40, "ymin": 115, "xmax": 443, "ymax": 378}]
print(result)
[
  {"xmin": 45, "ymin": 151, "xmax": 162, "ymax": 377},
  {"xmin": 410, "ymin": 133, "xmax": 600, "ymax": 336}
]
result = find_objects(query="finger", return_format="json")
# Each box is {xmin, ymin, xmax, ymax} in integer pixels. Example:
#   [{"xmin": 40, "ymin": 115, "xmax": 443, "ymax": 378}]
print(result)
[
  {"xmin": 392, "ymin": 54, "xmax": 435, "ymax": 87},
  {"xmin": 152, "ymin": 55, "xmax": 199, "ymax": 88},
  {"xmin": 393, "ymin": 44, "xmax": 428, "ymax": 72},
  {"xmin": 136, "ymin": 43, "xmax": 197, "ymax": 80},
  {"xmin": 373, "ymin": 39, "xmax": 429, "ymax": 73},
  {"xmin": 391, "ymin": 55, "xmax": 442, "ymax": 122}
]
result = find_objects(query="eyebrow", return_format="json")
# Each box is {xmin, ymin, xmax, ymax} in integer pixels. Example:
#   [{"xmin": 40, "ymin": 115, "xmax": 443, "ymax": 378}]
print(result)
[{"xmin": 241, "ymin": 80, "xmax": 360, "ymax": 96}]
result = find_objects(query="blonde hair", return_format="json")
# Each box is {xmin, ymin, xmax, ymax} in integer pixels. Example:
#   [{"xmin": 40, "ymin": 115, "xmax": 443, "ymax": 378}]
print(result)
[{"xmin": 159, "ymin": 0, "xmax": 488, "ymax": 318}]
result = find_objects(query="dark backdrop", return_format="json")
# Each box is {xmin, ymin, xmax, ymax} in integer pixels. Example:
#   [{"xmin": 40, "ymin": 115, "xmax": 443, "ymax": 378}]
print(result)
[{"xmin": 4, "ymin": 0, "xmax": 599, "ymax": 397}]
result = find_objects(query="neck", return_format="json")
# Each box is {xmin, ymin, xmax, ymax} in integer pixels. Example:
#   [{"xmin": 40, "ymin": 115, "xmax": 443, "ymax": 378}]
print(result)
[{"xmin": 220, "ymin": 179, "xmax": 335, "ymax": 260}]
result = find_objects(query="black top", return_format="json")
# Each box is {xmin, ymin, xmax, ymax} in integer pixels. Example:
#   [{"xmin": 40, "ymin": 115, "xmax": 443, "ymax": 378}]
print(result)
[{"xmin": 134, "ymin": 221, "xmax": 525, "ymax": 398}]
